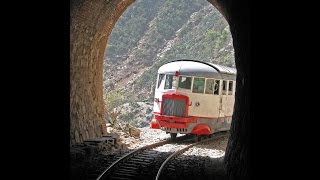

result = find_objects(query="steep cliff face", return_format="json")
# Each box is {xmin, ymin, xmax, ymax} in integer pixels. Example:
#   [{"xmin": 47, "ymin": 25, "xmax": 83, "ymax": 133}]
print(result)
[{"xmin": 103, "ymin": 0, "xmax": 235, "ymax": 125}]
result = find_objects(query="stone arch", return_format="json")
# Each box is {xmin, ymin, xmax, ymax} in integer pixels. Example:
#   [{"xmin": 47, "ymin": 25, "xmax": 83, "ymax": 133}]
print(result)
[
  {"xmin": 70, "ymin": 0, "xmax": 135, "ymax": 144},
  {"xmin": 71, "ymin": 0, "xmax": 250, "ymax": 178}
]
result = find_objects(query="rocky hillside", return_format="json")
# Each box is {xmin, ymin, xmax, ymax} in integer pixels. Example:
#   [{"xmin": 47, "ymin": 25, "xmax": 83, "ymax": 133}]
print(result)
[
  {"xmin": 117, "ymin": 102, "xmax": 153, "ymax": 128},
  {"xmin": 103, "ymin": 0, "xmax": 234, "ymax": 127}
]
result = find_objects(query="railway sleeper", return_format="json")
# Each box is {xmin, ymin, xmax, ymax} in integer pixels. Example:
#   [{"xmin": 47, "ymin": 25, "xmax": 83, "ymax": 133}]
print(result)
[
  {"xmin": 125, "ymin": 161, "xmax": 151, "ymax": 165},
  {"xmin": 134, "ymin": 155, "xmax": 158, "ymax": 160},
  {"xmin": 118, "ymin": 166, "xmax": 139, "ymax": 170},
  {"xmin": 117, "ymin": 163, "xmax": 144, "ymax": 168},
  {"xmin": 115, "ymin": 168, "xmax": 138, "ymax": 173},
  {"xmin": 112, "ymin": 172, "xmax": 137, "ymax": 178},
  {"xmin": 130, "ymin": 157, "xmax": 152, "ymax": 162},
  {"xmin": 109, "ymin": 177, "xmax": 132, "ymax": 180}
]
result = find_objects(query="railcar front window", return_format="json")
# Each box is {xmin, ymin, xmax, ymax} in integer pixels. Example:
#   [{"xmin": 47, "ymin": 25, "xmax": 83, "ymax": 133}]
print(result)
[
  {"xmin": 164, "ymin": 75, "xmax": 177, "ymax": 89},
  {"xmin": 192, "ymin": 77, "xmax": 205, "ymax": 94},
  {"xmin": 157, "ymin": 74, "xmax": 165, "ymax": 89},
  {"xmin": 178, "ymin": 76, "xmax": 192, "ymax": 89}
]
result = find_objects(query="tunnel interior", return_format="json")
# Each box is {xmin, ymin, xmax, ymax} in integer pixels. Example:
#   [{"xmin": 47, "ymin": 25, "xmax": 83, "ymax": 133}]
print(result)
[{"xmin": 70, "ymin": 0, "xmax": 250, "ymax": 179}]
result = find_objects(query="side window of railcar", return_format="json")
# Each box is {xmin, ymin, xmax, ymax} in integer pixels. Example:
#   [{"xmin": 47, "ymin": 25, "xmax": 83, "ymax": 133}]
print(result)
[
  {"xmin": 205, "ymin": 79, "xmax": 214, "ymax": 94},
  {"xmin": 192, "ymin": 77, "xmax": 205, "ymax": 94},
  {"xmin": 222, "ymin": 80, "xmax": 227, "ymax": 95},
  {"xmin": 214, "ymin": 80, "xmax": 220, "ymax": 95},
  {"xmin": 178, "ymin": 76, "xmax": 192, "ymax": 90},
  {"xmin": 228, "ymin": 81, "xmax": 233, "ymax": 95},
  {"xmin": 157, "ymin": 74, "xmax": 165, "ymax": 89},
  {"xmin": 164, "ymin": 74, "xmax": 177, "ymax": 89}
]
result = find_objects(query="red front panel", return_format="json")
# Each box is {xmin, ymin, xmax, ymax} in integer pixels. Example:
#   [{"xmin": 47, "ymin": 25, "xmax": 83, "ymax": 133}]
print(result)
[
  {"xmin": 160, "ymin": 92, "xmax": 190, "ymax": 117},
  {"xmin": 153, "ymin": 92, "xmax": 196, "ymax": 129}
]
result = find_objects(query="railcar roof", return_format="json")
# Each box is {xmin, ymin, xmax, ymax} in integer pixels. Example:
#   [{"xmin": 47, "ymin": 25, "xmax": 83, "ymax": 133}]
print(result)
[{"xmin": 158, "ymin": 59, "xmax": 236, "ymax": 78}]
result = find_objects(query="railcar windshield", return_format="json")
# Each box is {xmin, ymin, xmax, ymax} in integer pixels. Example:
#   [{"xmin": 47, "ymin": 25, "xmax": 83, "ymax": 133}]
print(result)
[
  {"xmin": 164, "ymin": 74, "xmax": 177, "ymax": 90},
  {"xmin": 157, "ymin": 74, "xmax": 177, "ymax": 90},
  {"xmin": 157, "ymin": 74, "xmax": 165, "ymax": 88}
]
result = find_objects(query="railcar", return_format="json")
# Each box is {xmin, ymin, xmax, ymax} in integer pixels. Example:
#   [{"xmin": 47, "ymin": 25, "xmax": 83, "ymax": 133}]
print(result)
[{"xmin": 150, "ymin": 59, "xmax": 236, "ymax": 139}]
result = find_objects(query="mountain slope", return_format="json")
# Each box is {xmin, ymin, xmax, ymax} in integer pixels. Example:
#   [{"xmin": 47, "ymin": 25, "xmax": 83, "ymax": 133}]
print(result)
[{"xmin": 103, "ymin": 0, "xmax": 235, "ymax": 126}]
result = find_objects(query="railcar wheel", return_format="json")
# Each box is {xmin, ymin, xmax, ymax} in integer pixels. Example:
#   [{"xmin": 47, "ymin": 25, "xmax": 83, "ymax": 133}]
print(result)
[{"xmin": 170, "ymin": 133, "xmax": 177, "ymax": 140}]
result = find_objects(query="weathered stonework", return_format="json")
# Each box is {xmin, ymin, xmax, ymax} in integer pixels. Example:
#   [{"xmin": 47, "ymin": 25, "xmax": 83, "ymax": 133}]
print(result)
[{"xmin": 70, "ymin": 0, "xmax": 135, "ymax": 144}]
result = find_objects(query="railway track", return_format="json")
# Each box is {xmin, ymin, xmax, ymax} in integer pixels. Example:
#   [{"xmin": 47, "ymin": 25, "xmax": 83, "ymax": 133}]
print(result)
[{"xmin": 96, "ymin": 131, "xmax": 228, "ymax": 180}]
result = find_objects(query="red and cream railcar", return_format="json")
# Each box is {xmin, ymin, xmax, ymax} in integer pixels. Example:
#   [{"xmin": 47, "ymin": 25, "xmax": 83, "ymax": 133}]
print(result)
[{"xmin": 150, "ymin": 60, "xmax": 236, "ymax": 139}]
